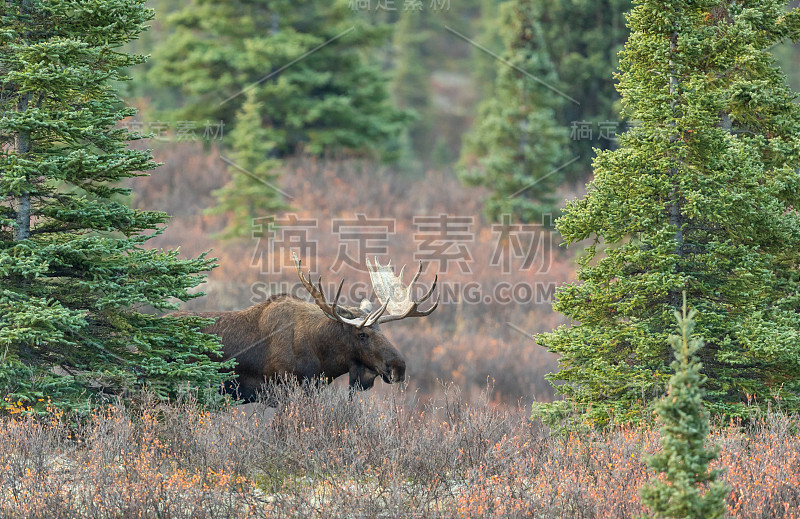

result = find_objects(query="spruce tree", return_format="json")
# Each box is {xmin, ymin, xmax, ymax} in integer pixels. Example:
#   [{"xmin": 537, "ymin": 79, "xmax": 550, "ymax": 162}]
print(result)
[
  {"xmin": 207, "ymin": 90, "xmax": 287, "ymax": 239},
  {"xmin": 535, "ymin": 0, "xmax": 800, "ymax": 424},
  {"xmin": 458, "ymin": 0, "xmax": 569, "ymax": 224},
  {"xmin": 471, "ymin": 0, "xmax": 504, "ymax": 101},
  {"xmin": 391, "ymin": 6, "xmax": 434, "ymax": 168},
  {"xmin": 0, "ymin": 0, "xmax": 232, "ymax": 412},
  {"xmin": 641, "ymin": 295, "xmax": 729, "ymax": 519},
  {"xmin": 461, "ymin": 0, "xmax": 630, "ymax": 196},
  {"xmin": 539, "ymin": 0, "xmax": 631, "ymax": 181}
]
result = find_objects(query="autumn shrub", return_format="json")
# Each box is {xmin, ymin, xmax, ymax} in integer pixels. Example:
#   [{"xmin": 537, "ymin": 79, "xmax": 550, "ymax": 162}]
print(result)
[{"xmin": 1, "ymin": 384, "xmax": 799, "ymax": 518}]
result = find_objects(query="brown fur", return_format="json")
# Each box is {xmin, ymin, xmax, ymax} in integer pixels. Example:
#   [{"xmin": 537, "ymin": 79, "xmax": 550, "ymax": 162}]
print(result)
[{"xmin": 175, "ymin": 295, "xmax": 405, "ymax": 401}]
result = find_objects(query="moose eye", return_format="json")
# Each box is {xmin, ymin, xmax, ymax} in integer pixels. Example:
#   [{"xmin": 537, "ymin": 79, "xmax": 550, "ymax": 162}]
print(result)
[{"xmin": 357, "ymin": 332, "xmax": 368, "ymax": 341}]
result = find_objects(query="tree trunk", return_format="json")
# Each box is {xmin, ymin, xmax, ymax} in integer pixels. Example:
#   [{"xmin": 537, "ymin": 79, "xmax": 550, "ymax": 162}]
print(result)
[
  {"xmin": 14, "ymin": 93, "xmax": 31, "ymax": 241},
  {"xmin": 13, "ymin": 0, "xmax": 32, "ymax": 241},
  {"xmin": 668, "ymin": 29, "xmax": 683, "ymax": 308}
]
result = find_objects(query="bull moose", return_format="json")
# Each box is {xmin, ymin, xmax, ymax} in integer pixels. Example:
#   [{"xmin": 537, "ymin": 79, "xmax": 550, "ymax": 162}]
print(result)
[{"xmin": 178, "ymin": 253, "xmax": 438, "ymax": 401}]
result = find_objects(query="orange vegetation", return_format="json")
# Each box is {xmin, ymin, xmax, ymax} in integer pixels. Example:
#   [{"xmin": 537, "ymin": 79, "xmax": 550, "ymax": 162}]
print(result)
[{"xmin": 0, "ymin": 386, "xmax": 798, "ymax": 518}]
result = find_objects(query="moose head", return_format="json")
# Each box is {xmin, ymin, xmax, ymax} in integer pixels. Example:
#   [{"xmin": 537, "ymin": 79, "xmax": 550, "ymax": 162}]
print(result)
[{"xmin": 291, "ymin": 252, "xmax": 439, "ymax": 389}]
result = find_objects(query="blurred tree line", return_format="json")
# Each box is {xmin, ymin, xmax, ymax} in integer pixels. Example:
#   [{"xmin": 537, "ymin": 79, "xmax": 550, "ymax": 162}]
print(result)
[
  {"xmin": 124, "ymin": 0, "xmax": 800, "ymax": 231},
  {"xmin": 124, "ymin": 0, "xmax": 633, "ymax": 233}
]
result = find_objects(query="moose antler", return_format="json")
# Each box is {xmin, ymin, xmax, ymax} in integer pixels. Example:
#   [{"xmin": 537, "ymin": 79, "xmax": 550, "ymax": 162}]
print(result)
[
  {"xmin": 293, "ymin": 252, "xmax": 388, "ymax": 329},
  {"xmin": 366, "ymin": 257, "xmax": 439, "ymax": 325}
]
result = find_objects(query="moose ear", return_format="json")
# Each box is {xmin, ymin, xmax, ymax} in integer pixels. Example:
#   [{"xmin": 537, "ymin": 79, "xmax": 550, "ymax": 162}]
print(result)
[
  {"xmin": 337, "ymin": 307, "xmax": 357, "ymax": 319},
  {"xmin": 359, "ymin": 299, "xmax": 373, "ymax": 313}
]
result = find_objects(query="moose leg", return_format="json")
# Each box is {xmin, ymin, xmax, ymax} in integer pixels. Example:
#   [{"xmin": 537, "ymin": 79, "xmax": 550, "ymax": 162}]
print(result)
[
  {"xmin": 224, "ymin": 374, "xmax": 267, "ymax": 403},
  {"xmin": 222, "ymin": 380, "xmax": 257, "ymax": 403}
]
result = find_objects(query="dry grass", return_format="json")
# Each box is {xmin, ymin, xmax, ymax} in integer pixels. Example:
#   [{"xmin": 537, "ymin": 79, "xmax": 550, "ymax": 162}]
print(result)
[{"xmin": 1, "ymin": 385, "xmax": 799, "ymax": 518}]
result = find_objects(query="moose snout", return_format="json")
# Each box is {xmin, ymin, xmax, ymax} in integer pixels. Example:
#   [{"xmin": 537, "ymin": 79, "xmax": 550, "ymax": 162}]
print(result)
[{"xmin": 384, "ymin": 358, "xmax": 406, "ymax": 384}]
